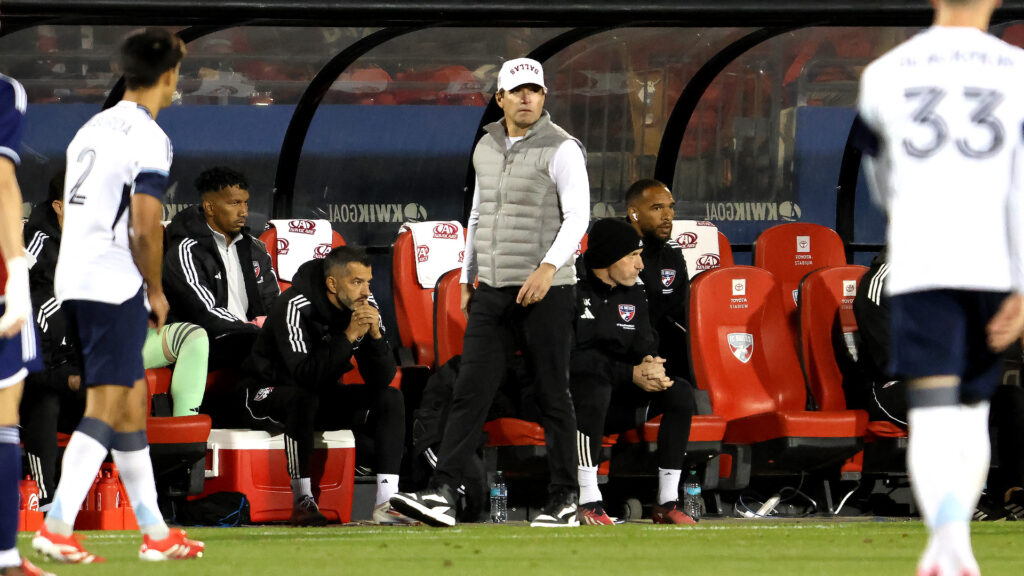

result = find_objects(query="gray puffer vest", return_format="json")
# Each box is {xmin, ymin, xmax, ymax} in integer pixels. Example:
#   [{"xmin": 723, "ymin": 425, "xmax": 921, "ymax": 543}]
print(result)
[{"xmin": 472, "ymin": 111, "xmax": 585, "ymax": 288}]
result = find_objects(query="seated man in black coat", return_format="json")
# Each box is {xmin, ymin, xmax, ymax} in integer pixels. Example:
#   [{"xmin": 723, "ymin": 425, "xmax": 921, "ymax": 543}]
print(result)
[
  {"xmin": 238, "ymin": 246, "xmax": 409, "ymax": 526},
  {"xmin": 571, "ymin": 218, "xmax": 696, "ymax": 526}
]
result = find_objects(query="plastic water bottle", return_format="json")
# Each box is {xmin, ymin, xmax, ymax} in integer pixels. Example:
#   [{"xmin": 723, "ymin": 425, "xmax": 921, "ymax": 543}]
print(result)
[
  {"xmin": 490, "ymin": 470, "xmax": 508, "ymax": 523},
  {"xmin": 682, "ymin": 469, "xmax": 703, "ymax": 521}
]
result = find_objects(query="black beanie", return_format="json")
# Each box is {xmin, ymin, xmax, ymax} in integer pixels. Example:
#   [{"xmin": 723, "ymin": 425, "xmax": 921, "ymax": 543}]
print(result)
[{"xmin": 585, "ymin": 218, "xmax": 643, "ymax": 269}]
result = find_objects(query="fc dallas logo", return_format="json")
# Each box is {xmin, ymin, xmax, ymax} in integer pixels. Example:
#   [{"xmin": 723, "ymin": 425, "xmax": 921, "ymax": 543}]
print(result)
[
  {"xmin": 432, "ymin": 223, "xmax": 459, "ymax": 240},
  {"xmin": 618, "ymin": 304, "xmax": 635, "ymax": 322},
  {"xmin": 252, "ymin": 261, "xmax": 260, "ymax": 277},
  {"xmin": 727, "ymin": 333, "xmax": 754, "ymax": 363},
  {"xmin": 416, "ymin": 245, "xmax": 430, "ymax": 263},
  {"xmin": 288, "ymin": 219, "xmax": 316, "ymax": 235},
  {"xmin": 276, "ymin": 238, "xmax": 290, "ymax": 255},
  {"xmin": 661, "ymin": 269, "xmax": 676, "ymax": 287},
  {"xmin": 313, "ymin": 243, "xmax": 332, "ymax": 259}
]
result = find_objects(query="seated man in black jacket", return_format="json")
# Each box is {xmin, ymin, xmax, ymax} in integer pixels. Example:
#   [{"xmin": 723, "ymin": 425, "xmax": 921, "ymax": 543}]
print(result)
[
  {"xmin": 239, "ymin": 246, "xmax": 408, "ymax": 526},
  {"xmin": 571, "ymin": 218, "xmax": 696, "ymax": 526},
  {"xmin": 163, "ymin": 166, "xmax": 279, "ymax": 371},
  {"xmin": 625, "ymin": 179, "xmax": 690, "ymax": 380}
]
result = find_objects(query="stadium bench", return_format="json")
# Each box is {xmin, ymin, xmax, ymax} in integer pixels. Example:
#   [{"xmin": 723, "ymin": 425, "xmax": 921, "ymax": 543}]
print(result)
[{"xmin": 690, "ymin": 266, "xmax": 867, "ymax": 480}]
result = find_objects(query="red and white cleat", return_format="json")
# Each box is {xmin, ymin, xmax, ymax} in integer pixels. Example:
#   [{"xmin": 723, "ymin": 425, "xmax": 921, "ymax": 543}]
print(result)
[
  {"xmin": 139, "ymin": 528, "xmax": 204, "ymax": 557},
  {"xmin": 139, "ymin": 528, "xmax": 204, "ymax": 561},
  {"xmin": 31, "ymin": 524, "xmax": 104, "ymax": 564}
]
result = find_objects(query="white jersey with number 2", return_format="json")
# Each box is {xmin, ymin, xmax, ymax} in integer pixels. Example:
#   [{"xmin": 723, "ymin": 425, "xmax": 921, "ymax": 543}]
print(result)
[
  {"xmin": 55, "ymin": 101, "xmax": 172, "ymax": 305},
  {"xmin": 859, "ymin": 26, "xmax": 1024, "ymax": 297}
]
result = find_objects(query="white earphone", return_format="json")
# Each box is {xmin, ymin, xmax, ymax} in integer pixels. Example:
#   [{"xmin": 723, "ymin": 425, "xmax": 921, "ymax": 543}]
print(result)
[{"xmin": 632, "ymin": 213, "xmax": 638, "ymax": 221}]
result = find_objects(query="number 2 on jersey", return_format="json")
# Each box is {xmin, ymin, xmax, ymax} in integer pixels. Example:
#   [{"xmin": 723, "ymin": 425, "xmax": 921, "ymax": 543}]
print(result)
[
  {"xmin": 903, "ymin": 87, "xmax": 1005, "ymax": 159},
  {"xmin": 67, "ymin": 147, "xmax": 95, "ymax": 205}
]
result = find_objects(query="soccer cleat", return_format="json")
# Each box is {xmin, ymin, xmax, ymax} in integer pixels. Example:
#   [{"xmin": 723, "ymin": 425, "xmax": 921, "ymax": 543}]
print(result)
[
  {"xmin": 652, "ymin": 501, "xmax": 697, "ymax": 525},
  {"xmin": 139, "ymin": 528, "xmax": 205, "ymax": 561},
  {"xmin": 290, "ymin": 495, "xmax": 328, "ymax": 527},
  {"xmin": 389, "ymin": 484, "xmax": 457, "ymax": 527},
  {"xmin": 1004, "ymin": 489, "xmax": 1024, "ymax": 520},
  {"xmin": 372, "ymin": 501, "xmax": 420, "ymax": 525},
  {"xmin": 31, "ymin": 524, "xmax": 104, "ymax": 564},
  {"xmin": 530, "ymin": 490, "xmax": 579, "ymax": 527},
  {"xmin": 0, "ymin": 557, "xmax": 56, "ymax": 576},
  {"xmin": 577, "ymin": 501, "xmax": 614, "ymax": 526}
]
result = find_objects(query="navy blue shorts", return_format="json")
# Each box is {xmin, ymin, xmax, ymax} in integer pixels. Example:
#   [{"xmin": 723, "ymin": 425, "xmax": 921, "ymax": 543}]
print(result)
[
  {"xmin": 0, "ymin": 301, "xmax": 43, "ymax": 389},
  {"xmin": 64, "ymin": 289, "xmax": 147, "ymax": 388},
  {"xmin": 890, "ymin": 289, "xmax": 1008, "ymax": 403}
]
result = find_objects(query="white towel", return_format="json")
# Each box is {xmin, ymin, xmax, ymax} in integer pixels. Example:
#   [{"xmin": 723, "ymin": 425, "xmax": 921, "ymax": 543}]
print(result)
[
  {"xmin": 267, "ymin": 219, "xmax": 335, "ymax": 282},
  {"xmin": 670, "ymin": 220, "xmax": 721, "ymax": 278},
  {"xmin": 400, "ymin": 221, "xmax": 465, "ymax": 289}
]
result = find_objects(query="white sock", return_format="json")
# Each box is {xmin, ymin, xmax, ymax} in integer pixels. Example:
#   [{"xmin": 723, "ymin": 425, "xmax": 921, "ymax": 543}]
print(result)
[
  {"xmin": 376, "ymin": 474, "xmax": 399, "ymax": 506},
  {"xmin": 908, "ymin": 405, "xmax": 964, "ymax": 530},
  {"xmin": 658, "ymin": 468, "xmax": 682, "ymax": 505},
  {"xmin": 0, "ymin": 548, "xmax": 20, "ymax": 569},
  {"xmin": 291, "ymin": 478, "xmax": 312, "ymax": 503},
  {"xmin": 959, "ymin": 403, "xmax": 991, "ymax": 516},
  {"xmin": 111, "ymin": 447, "xmax": 169, "ymax": 540},
  {"xmin": 45, "ymin": 431, "xmax": 109, "ymax": 534},
  {"xmin": 577, "ymin": 465, "xmax": 601, "ymax": 505}
]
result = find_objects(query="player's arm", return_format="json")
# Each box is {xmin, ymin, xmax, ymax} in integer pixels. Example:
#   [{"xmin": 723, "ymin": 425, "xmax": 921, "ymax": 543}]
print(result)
[
  {"xmin": 518, "ymin": 140, "xmax": 589, "ymax": 306},
  {"xmin": 0, "ymin": 79, "xmax": 29, "ymax": 338},
  {"xmin": 0, "ymin": 157, "xmax": 28, "ymax": 338},
  {"xmin": 130, "ymin": 179, "xmax": 168, "ymax": 330},
  {"xmin": 274, "ymin": 298, "xmax": 357, "ymax": 388},
  {"xmin": 351, "ymin": 295, "xmax": 396, "ymax": 387},
  {"xmin": 987, "ymin": 139, "xmax": 1024, "ymax": 352},
  {"xmin": 460, "ymin": 178, "xmax": 481, "ymax": 318}
]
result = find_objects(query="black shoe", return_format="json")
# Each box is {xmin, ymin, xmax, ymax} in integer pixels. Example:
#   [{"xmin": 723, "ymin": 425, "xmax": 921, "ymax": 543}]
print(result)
[
  {"xmin": 290, "ymin": 495, "xmax": 327, "ymax": 527},
  {"xmin": 390, "ymin": 484, "xmax": 458, "ymax": 527},
  {"xmin": 973, "ymin": 492, "xmax": 1008, "ymax": 521},
  {"xmin": 1004, "ymin": 489, "xmax": 1024, "ymax": 520},
  {"xmin": 530, "ymin": 490, "xmax": 579, "ymax": 527}
]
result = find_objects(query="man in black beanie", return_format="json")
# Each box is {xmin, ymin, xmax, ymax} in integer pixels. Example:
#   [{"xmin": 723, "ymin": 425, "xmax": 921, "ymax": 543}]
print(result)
[{"xmin": 571, "ymin": 218, "xmax": 697, "ymax": 525}]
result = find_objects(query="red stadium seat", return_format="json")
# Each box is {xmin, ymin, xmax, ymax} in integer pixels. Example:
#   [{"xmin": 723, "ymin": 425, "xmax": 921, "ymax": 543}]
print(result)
[
  {"xmin": 258, "ymin": 221, "xmax": 345, "ymax": 292},
  {"xmin": 797, "ymin": 266, "xmax": 868, "ymax": 411},
  {"xmin": 392, "ymin": 226, "xmax": 465, "ymax": 368},
  {"xmin": 798, "ymin": 266, "xmax": 907, "ymax": 476},
  {"xmin": 718, "ymin": 231, "xmax": 735, "ymax": 267},
  {"xmin": 689, "ymin": 266, "xmax": 867, "ymax": 476},
  {"xmin": 433, "ymin": 268, "xmax": 466, "ymax": 368},
  {"xmin": 753, "ymin": 223, "xmax": 846, "ymax": 335}
]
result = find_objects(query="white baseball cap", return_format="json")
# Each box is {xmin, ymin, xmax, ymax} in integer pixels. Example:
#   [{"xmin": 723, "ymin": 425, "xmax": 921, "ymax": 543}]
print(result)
[{"xmin": 497, "ymin": 58, "xmax": 546, "ymax": 92}]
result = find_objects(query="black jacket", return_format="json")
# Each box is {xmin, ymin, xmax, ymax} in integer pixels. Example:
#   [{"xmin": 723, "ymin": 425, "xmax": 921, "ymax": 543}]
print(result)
[
  {"xmin": 23, "ymin": 202, "xmax": 80, "ymax": 389},
  {"xmin": 571, "ymin": 260, "xmax": 657, "ymax": 385},
  {"xmin": 638, "ymin": 233, "xmax": 690, "ymax": 376},
  {"xmin": 163, "ymin": 205, "xmax": 279, "ymax": 339},
  {"xmin": 240, "ymin": 258, "xmax": 396, "ymax": 391}
]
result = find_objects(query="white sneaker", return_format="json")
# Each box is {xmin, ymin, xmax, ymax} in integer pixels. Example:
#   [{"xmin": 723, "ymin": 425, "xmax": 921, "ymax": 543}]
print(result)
[{"xmin": 373, "ymin": 501, "xmax": 420, "ymax": 525}]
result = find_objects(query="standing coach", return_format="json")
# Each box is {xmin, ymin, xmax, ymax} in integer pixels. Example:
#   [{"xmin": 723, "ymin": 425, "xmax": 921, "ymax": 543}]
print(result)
[{"xmin": 392, "ymin": 57, "xmax": 590, "ymax": 527}]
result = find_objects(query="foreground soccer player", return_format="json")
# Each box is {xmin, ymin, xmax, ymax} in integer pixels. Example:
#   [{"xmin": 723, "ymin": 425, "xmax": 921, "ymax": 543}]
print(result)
[
  {"xmin": 857, "ymin": 1, "xmax": 1024, "ymax": 574},
  {"xmin": 0, "ymin": 73, "xmax": 54, "ymax": 576},
  {"xmin": 31, "ymin": 29, "xmax": 203, "ymax": 563}
]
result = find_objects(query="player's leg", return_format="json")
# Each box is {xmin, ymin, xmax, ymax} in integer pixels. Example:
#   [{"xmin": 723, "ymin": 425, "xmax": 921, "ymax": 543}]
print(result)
[
  {"xmin": 0, "ymin": 381, "xmax": 25, "ymax": 573},
  {"xmin": 894, "ymin": 291, "xmax": 978, "ymax": 575},
  {"xmin": 18, "ymin": 381, "xmax": 60, "ymax": 510},
  {"xmin": 519, "ymin": 285, "xmax": 579, "ymax": 527},
  {"xmin": 390, "ymin": 285, "xmax": 513, "ymax": 527},
  {"xmin": 649, "ymin": 378, "xmax": 696, "ymax": 524},
  {"xmin": 142, "ymin": 323, "xmax": 208, "ymax": 416},
  {"xmin": 568, "ymin": 365, "xmax": 613, "ymax": 525},
  {"xmin": 244, "ymin": 384, "xmax": 324, "ymax": 526}
]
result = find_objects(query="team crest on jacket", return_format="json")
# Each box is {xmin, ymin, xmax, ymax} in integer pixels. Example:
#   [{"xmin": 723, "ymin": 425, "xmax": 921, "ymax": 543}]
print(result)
[
  {"xmin": 254, "ymin": 387, "xmax": 274, "ymax": 401},
  {"xmin": 253, "ymin": 261, "xmax": 260, "ymax": 277},
  {"xmin": 661, "ymin": 269, "xmax": 676, "ymax": 287},
  {"xmin": 727, "ymin": 333, "xmax": 754, "ymax": 364},
  {"xmin": 618, "ymin": 304, "xmax": 636, "ymax": 322}
]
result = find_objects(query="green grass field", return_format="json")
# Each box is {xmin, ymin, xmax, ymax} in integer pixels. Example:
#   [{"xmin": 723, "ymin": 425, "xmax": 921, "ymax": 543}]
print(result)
[{"xmin": 17, "ymin": 520, "xmax": 1024, "ymax": 575}]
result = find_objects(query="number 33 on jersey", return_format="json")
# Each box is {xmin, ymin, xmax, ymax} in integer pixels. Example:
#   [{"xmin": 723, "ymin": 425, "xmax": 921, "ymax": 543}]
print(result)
[{"xmin": 856, "ymin": 25, "xmax": 1024, "ymax": 298}]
